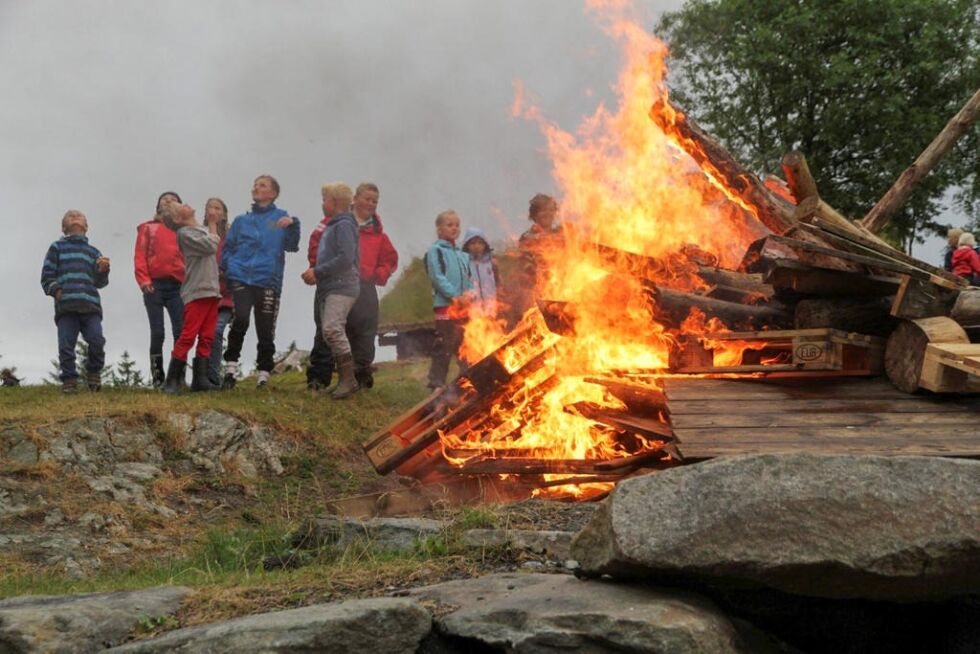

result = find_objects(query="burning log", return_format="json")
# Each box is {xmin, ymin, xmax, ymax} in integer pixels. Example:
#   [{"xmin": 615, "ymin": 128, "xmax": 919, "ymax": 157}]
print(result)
[
  {"xmin": 647, "ymin": 283, "xmax": 792, "ymax": 330},
  {"xmin": 794, "ymin": 297, "xmax": 898, "ymax": 336},
  {"xmin": 649, "ymin": 98, "xmax": 798, "ymax": 235},
  {"xmin": 862, "ymin": 88, "xmax": 980, "ymax": 234},
  {"xmin": 884, "ymin": 317, "xmax": 970, "ymax": 393}
]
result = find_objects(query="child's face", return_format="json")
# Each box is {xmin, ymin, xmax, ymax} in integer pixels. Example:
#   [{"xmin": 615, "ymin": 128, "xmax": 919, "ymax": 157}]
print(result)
[
  {"xmin": 252, "ymin": 177, "xmax": 277, "ymax": 205},
  {"xmin": 158, "ymin": 194, "xmax": 180, "ymax": 211},
  {"xmin": 438, "ymin": 215, "xmax": 461, "ymax": 242},
  {"xmin": 321, "ymin": 192, "xmax": 336, "ymax": 217},
  {"xmin": 204, "ymin": 200, "xmax": 225, "ymax": 225},
  {"xmin": 62, "ymin": 213, "xmax": 88, "ymax": 235},
  {"xmin": 352, "ymin": 190, "xmax": 379, "ymax": 219},
  {"xmin": 465, "ymin": 238, "xmax": 487, "ymax": 257},
  {"xmin": 533, "ymin": 201, "xmax": 558, "ymax": 230},
  {"xmin": 173, "ymin": 204, "xmax": 196, "ymax": 228}
]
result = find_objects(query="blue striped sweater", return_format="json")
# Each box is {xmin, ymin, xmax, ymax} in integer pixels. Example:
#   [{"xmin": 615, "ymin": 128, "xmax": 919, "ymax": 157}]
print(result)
[{"xmin": 40, "ymin": 234, "xmax": 109, "ymax": 317}]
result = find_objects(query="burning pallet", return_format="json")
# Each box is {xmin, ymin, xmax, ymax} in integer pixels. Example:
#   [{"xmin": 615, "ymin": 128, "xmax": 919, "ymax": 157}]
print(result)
[{"xmin": 361, "ymin": 91, "xmax": 979, "ymax": 501}]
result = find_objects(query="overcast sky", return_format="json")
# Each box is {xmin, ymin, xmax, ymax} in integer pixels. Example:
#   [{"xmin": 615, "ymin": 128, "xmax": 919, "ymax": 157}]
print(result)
[{"xmin": 0, "ymin": 0, "xmax": 956, "ymax": 382}]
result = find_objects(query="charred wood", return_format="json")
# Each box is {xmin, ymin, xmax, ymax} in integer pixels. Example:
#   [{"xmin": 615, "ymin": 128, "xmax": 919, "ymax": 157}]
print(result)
[
  {"xmin": 794, "ymin": 297, "xmax": 899, "ymax": 336},
  {"xmin": 647, "ymin": 283, "xmax": 792, "ymax": 330}
]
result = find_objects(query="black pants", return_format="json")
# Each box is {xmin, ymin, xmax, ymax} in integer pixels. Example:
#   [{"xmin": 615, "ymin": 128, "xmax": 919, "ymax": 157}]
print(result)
[
  {"xmin": 427, "ymin": 318, "xmax": 466, "ymax": 388},
  {"xmin": 307, "ymin": 289, "xmax": 333, "ymax": 384},
  {"xmin": 224, "ymin": 283, "xmax": 280, "ymax": 372}
]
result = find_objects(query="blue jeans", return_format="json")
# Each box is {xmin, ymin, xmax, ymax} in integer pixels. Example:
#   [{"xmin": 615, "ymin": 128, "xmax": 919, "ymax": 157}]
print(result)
[
  {"xmin": 57, "ymin": 312, "xmax": 105, "ymax": 381},
  {"xmin": 143, "ymin": 278, "xmax": 184, "ymax": 358},
  {"xmin": 208, "ymin": 307, "xmax": 234, "ymax": 385}
]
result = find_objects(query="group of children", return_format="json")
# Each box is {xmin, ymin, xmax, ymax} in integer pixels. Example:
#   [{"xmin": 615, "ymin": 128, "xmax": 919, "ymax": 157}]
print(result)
[
  {"xmin": 944, "ymin": 228, "xmax": 980, "ymax": 284},
  {"xmin": 40, "ymin": 180, "xmax": 560, "ymax": 396}
]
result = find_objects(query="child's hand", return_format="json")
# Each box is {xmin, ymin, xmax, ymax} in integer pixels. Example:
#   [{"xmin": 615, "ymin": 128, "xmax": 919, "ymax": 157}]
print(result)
[
  {"xmin": 276, "ymin": 216, "xmax": 295, "ymax": 229},
  {"xmin": 54, "ymin": 289, "xmax": 62, "ymax": 302},
  {"xmin": 96, "ymin": 257, "xmax": 110, "ymax": 273},
  {"xmin": 140, "ymin": 283, "xmax": 155, "ymax": 294},
  {"xmin": 300, "ymin": 268, "xmax": 316, "ymax": 285}
]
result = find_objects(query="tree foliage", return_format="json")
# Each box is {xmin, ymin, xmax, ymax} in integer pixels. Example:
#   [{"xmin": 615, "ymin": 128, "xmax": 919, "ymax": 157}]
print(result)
[
  {"xmin": 109, "ymin": 350, "xmax": 146, "ymax": 387},
  {"xmin": 656, "ymin": 0, "xmax": 980, "ymax": 248}
]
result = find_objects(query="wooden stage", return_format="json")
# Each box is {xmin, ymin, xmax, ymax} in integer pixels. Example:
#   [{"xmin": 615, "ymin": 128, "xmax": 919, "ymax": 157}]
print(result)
[{"xmin": 663, "ymin": 377, "xmax": 980, "ymax": 460}]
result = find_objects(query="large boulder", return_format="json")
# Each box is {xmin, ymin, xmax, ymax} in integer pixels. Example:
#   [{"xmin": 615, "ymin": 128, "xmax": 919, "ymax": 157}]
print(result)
[
  {"xmin": 107, "ymin": 598, "xmax": 430, "ymax": 653},
  {"xmin": 407, "ymin": 573, "xmax": 788, "ymax": 653},
  {"xmin": 572, "ymin": 454, "xmax": 980, "ymax": 600},
  {"xmin": 0, "ymin": 586, "xmax": 189, "ymax": 653}
]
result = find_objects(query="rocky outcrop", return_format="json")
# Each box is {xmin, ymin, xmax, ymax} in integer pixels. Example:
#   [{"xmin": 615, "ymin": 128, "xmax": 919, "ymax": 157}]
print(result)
[
  {"xmin": 107, "ymin": 598, "xmax": 430, "ymax": 653},
  {"xmin": 461, "ymin": 528, "xmax": 575, "ymax": 560},
  {"xmin": 572, "ymin": 454, "xmax": 980, "ymax": 600},
  {"xmin": 293, "ymin": 516, "xmax": 446, "ymax": 553},
  {"xmin": 0, "ymin": 586, "xmax": 189, "ymax": 653},
  {"xmin": 167, "ymin": 411, "xmax": 283, "ymax": 478},
  {"xmin": 407, "ymin": 573, "xmax": 787, "ymax": 653}
]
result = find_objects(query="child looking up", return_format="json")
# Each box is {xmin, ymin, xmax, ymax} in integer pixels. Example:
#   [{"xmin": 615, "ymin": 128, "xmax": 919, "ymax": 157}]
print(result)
[
  {"xmin": 158, "ymin": 203, "xmax": 221, "ymax": 393},
  {"xmin": 205, "ymin": 198, "xmax": 235, "ymax": 388},
  {"xmin": 461, "ymin": 227, "xmax": 499, "ymax": 317},
  {"xmin": 952, "ymin": 232, "xmax": 980, "ymax": 284},
  {"xmin": 426, "ymin": 210, "xmax": 472, "ymax": 389},
  {"xmin": 41, "ymin": 210, "xmax": 110, "ymax": 393}
]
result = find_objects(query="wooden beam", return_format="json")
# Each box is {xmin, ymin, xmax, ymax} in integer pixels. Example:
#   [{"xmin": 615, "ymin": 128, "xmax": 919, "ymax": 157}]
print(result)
[{"xmin": 862, "ymin": 88, "xmax": 980, "ymax": 234}]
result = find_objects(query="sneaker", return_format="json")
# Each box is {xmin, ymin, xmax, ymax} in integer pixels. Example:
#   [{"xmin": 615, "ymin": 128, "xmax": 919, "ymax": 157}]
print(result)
[
  {"xmin": 86, "ymin": 371, "xmax": 102, "ymax": 392},
  {"xmin": 62, "ymin": 378, "xmax": 79, "ymax": 394},
  {"xmin": 256, "ymin": 371, "xmax": 270, "ymax": 388}
]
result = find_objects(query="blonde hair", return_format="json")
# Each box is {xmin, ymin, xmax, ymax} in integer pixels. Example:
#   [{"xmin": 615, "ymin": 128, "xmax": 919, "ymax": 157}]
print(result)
[
  {"xmin": 61, "ymin": 209, "xmax": 86, "ymax": 230},
  {"xmin": 157, "ymin": 203, "xmax": 181, "ymax": 231},
  {"xmin": 948, "ymin": 228, "xmax": 964, "ymax": 246},
  {"xmin": 321, "ymin": 182, "xmax": 353, "ymax": 210},
  {"xmin": 435, "ymin": 209, "xmax": 458, "ymax": 227},
  {"xmin": 958, "ymin": 232, "xmax": 976, "ymax": 247},
  {"xmin": 355, "ymin": 182, "xmax": 379, "ymax": 197}
]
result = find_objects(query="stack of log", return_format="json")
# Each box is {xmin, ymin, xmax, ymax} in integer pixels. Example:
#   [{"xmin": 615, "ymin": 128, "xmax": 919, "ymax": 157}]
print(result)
[{"xmin": 362, "ymin": 90, "xmax": 980, "ymax": 489}]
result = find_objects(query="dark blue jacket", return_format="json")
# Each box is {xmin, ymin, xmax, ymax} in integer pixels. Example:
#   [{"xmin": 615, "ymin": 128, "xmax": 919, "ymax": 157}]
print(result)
[
  {"xmin": 315, "ymin": 212, "xmax": 360, "ymax": 298},
  {"xmin": 221, "ymin": 203, "xmax": 300, "ymax": 293},
  {"xmin": 40, "ymin": 235, "xmax": 109, "ymax": 318}
]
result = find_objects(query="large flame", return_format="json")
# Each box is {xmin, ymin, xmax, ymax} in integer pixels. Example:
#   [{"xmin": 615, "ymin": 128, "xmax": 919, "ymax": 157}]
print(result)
[{"xmin": 443, "ymin": 1, "xmax": 767, "ymax": 498}]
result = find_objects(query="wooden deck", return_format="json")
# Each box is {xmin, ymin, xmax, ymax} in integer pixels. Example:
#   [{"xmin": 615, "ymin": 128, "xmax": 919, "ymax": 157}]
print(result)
[{"xmin": 663, "ymin": 377, "xmax": 980, "ymax": 460}]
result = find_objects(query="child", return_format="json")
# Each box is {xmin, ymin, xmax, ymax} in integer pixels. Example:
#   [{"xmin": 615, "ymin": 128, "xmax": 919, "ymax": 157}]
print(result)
[
  {"xmin": 204, "ymin": 198, "xmax": 235, "ymax": 388},
  {"xmin": 951, "ymin": 232, "xmax": 980, "ymax": 284},
  {"xmin": 514, "ymin": 194, "xmax": 563, "ymax": 318},
  {"xmin": 462, "ymin": 227, "xmax": 499, "ymax": 316},
  {"xmin": 134, "ymin": 191, "xmax": 186, "ymax": 387},
  {"xmin": 220, "ymin": 175, "xmax": 301, "ymax": 389},
  {"xmin": 313, "ymin": 182, "xmax": 360, "ymax": 399},
  {"xmin": 426, "ymin": 210, "xmax": 473, "ymax": 389},
  {"xmin": 41, "ymin": 210, "xmax": 110, "ymax": 394},
  {"xmin": 944, "ymin": 228, "xmax": 964, "ymax": 272},
  {"xmin": 158, "ymin": 203, "xmax": 221, "ymax": 393}
]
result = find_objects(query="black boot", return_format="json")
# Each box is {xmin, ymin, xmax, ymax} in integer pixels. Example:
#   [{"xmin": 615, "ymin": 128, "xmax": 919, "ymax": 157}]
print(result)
[
  {"xmin": 150, "ymin": 354, "xmax": 165, "ymax": 388},
  {"xmin": 162, "ymin": 358, "xmax": 187, "ymax": 395},
  {"xmin": 191, "ymin": 357, "xmax": 212, "ymax": 392},
  {"xmin": 330, "ymin": 353, "xmax": 360, "ymax": 399}
]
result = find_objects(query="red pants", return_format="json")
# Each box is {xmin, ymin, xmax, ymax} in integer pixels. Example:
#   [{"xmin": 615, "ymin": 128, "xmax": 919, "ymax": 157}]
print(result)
[{"xmin": 172, "ymin": 297, "xmax": 219, "ymax": 362}]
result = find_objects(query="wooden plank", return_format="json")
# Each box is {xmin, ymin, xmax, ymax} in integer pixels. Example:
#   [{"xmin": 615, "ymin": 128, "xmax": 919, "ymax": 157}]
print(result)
[
  {"xmin": 674, "ymin": 439, "xmax": 980, "ymax": 459},
  {"xmin": 661, "ymin": 377, "xmax": 909, "ymax": 401},
  {"xmin": 667, "ymin": 398, "xmax": 980, "ymax": 415},
  {"xmin": 765, "ymin": 260, "xmax": 901, "ymax": 297},
  {"xmin": 671, "ymin": 412, "xmax": 980, "ymax": 429}
]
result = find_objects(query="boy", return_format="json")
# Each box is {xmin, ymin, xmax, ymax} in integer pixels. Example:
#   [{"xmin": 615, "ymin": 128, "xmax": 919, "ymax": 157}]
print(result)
[
  {"xmin": 220, "ymin": 175, "xmax": 301, "ymax": 388},
  {"xmin": 158, "ymin": 202, "xmax": 221, "ymax": 393},
  {"xmin": 41, "ymin": 210, "xmax": 110, "ymax": 394},
  {"xmin": 314, "ymin": 182, "xmax": 361, "ymax": 399},
  {"xmin": 426, "ymin": 210, "xmax": 473, "ymax": 389}
]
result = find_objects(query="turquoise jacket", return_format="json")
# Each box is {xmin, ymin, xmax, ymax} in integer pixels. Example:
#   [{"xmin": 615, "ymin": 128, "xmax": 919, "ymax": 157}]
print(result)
[{"xmin": 426, "ymin": 239, "xmax": 472, "ymax": 309}]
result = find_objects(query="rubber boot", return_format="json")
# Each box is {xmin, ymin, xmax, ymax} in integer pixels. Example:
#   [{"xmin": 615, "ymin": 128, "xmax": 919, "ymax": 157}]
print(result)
[
  {"xmin": 150, "ymin": 354, "xmax": 165, "ymax": 389},
  {"xmin": 163, "ymin": 358, "xmax": 187, "ymax": 395},
  {"xmin": 191, "ymin": 357, "xmax": 212, "ymax": 392},
  {"xmin": 330, "ymin": 352, "xmax": 360, "ymax": 399}
]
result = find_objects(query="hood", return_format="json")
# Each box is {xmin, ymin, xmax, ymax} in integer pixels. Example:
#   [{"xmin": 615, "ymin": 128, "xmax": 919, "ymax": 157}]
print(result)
[
  {"xmin": 357, "ymin": 212, "xmax": 385, "ymax": 234},
  {"xmin": 462, "ymin": 227, "xmax": 491, "ymax": 251},
  {"xmin": 328, "ymin": 211, "xmax": 358, "ymax": 227}
]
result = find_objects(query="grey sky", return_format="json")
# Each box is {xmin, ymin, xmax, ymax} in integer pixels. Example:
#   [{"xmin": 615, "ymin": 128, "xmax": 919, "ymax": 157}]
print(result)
[{"xmin": 0, "ymin": 0, "xmax": 954, "ymax": 382}]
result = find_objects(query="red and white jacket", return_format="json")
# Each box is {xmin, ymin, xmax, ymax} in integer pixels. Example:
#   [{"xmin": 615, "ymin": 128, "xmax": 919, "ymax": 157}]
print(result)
[
  {"xmin": 307, "ymin": 213, "xmax": 398, "ymax": 286},
  {"xmin": 134, "ymin": 219, "xmax": 185, "ymax": 287}
]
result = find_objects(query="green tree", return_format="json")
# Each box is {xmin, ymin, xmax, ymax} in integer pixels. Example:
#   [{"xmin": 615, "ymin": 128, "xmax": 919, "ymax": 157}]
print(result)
[
  {"xmin": 109, "ymin": 350, "xmax": 146, "ymax": 387},
  {"xmin": 656, "ymin": 0, "xmax": 980, "ymax": 250}
]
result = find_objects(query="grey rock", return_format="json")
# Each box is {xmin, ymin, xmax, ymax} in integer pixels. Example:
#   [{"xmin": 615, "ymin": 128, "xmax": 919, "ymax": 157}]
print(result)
[
  {"xmin": 5, "ymin": 438, "xmax": 39, "ymax": 465},
  {"xmin": 461, "ymin": 529, "xmax": 574, "ymax": 559},
  {"xmin": 77, "ymin": 512, "xmax": 108, "ymax": 532},
  {"xmin": 294, "ymin": 516, "xmax": 447, "ymax": 553},
  {"xmin": 170, "ymin": 411, "xmax": 283, "ymax": 478},
  {"xmin": 107, "ymin": 598, "xmax": 430, "ymax": 653},
  {"xmin": 0, "ymin": 586, "xmax": 189, "ymax": 653},
  {"xmin": 38, "ymin": 418, "xmax": 161, "ymax": 475},
  {"xmin": 411, "ymin": 573, "xmax": 773, "ymax": 653},
  {"xmin": 43, "ymin": 508, "xmax": 65, "ymax": 527},
  {"xmin": 113, "ymin": 463, "xmax": 163, "ymax": 482},
  {"xmin": 0, "ymin": 480, "xmax": 46, "ymax": 519},
  {"xmin": 572, "ymin": 454, "xmax": 980, "ymax": 600}
]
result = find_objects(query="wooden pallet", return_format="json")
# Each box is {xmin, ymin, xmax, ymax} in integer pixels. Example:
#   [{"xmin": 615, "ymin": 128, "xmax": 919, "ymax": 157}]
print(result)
[
  {"xmin": 675, "ymin": 328, "xmax": 884, "ymax": 376},
  {"xmin": 919, "ymin": 343, "xmax": 980, "ymax": 393}
]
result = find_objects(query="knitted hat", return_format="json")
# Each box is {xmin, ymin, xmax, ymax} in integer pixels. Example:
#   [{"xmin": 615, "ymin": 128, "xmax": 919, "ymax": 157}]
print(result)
[{"xmin": 156, "ymin": 191, "xmax": 182, "ymax": 212}]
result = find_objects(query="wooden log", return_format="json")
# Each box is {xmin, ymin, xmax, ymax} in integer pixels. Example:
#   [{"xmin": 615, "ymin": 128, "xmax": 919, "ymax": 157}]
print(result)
[
  {"xmin": 862, "ymin": 88, "xmax": 980, "ymax": 234},
  {"xmin": 743, "ymin": 234, "xmax": 866, "ymax": 275},
  {"xmin": 780, "ymin": 150, "xmax": 820, "ymax": 202},
  {"xmin": 649, "ymin": 98, "xmax": 797, "ymax": 235},
  {"xmin": 951, "ymin": 289, "xmax": 980, "ymax": 328},
  {"xmin": 582, "ymin": 377, "xmax": 668, "ymax": 415},
  {"xmin": 890, "ymin": 275, "xmax": 959, "ymax": 320},
  {"xmin": 794, "ymin": 297, "xmax": 898, "ymax": 336},
  {"xmin": 764, "ymin": 260, "xmax": 901, "ymax": 298},
  {"xmin": 884, "ymin": 317, "xmax": 969, "ymax": 393},
  {"xmin": 647, "ymin": 283, "xmax": 792, "ymax": 329}
]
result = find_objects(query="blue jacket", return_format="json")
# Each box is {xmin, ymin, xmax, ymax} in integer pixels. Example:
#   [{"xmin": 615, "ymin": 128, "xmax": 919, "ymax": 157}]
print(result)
[
  {"xmin": 315, "ymin": 212, "xmax": 360, "ymax": 298},
  {"xmin": 462, "ymin": 227, "xmax": 499, "ymax": 313},
  {"xmin": 426, "ymin": 239, "xmax": 472, "ymax": 309},
  {"xmin": 40, "ymin": 234, "xmax": 109, "ymax": 318},
  {"xmin": 221, "ymin": 203, "xmax": 300, "ymax": 293}
]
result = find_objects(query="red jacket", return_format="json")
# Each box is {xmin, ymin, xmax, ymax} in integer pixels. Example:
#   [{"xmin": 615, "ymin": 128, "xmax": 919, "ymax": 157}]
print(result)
[
  {"xmin": 358, "ymin": 215, "xmax": 398, "ymax": 285},
  {"xmin": 951, "ymin": 246, "xmax": 980, "ymax": 278},
  {"xmin": 216, "ymin": 238, "xmax": 234, "ymax": 309},
  {"xmin": 134, "ymin": 219, "xmax": 185, "ymax": 287},
  {"xmin": 307, "ymin": 216, "xmax": 329, "ymax": 268}
]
